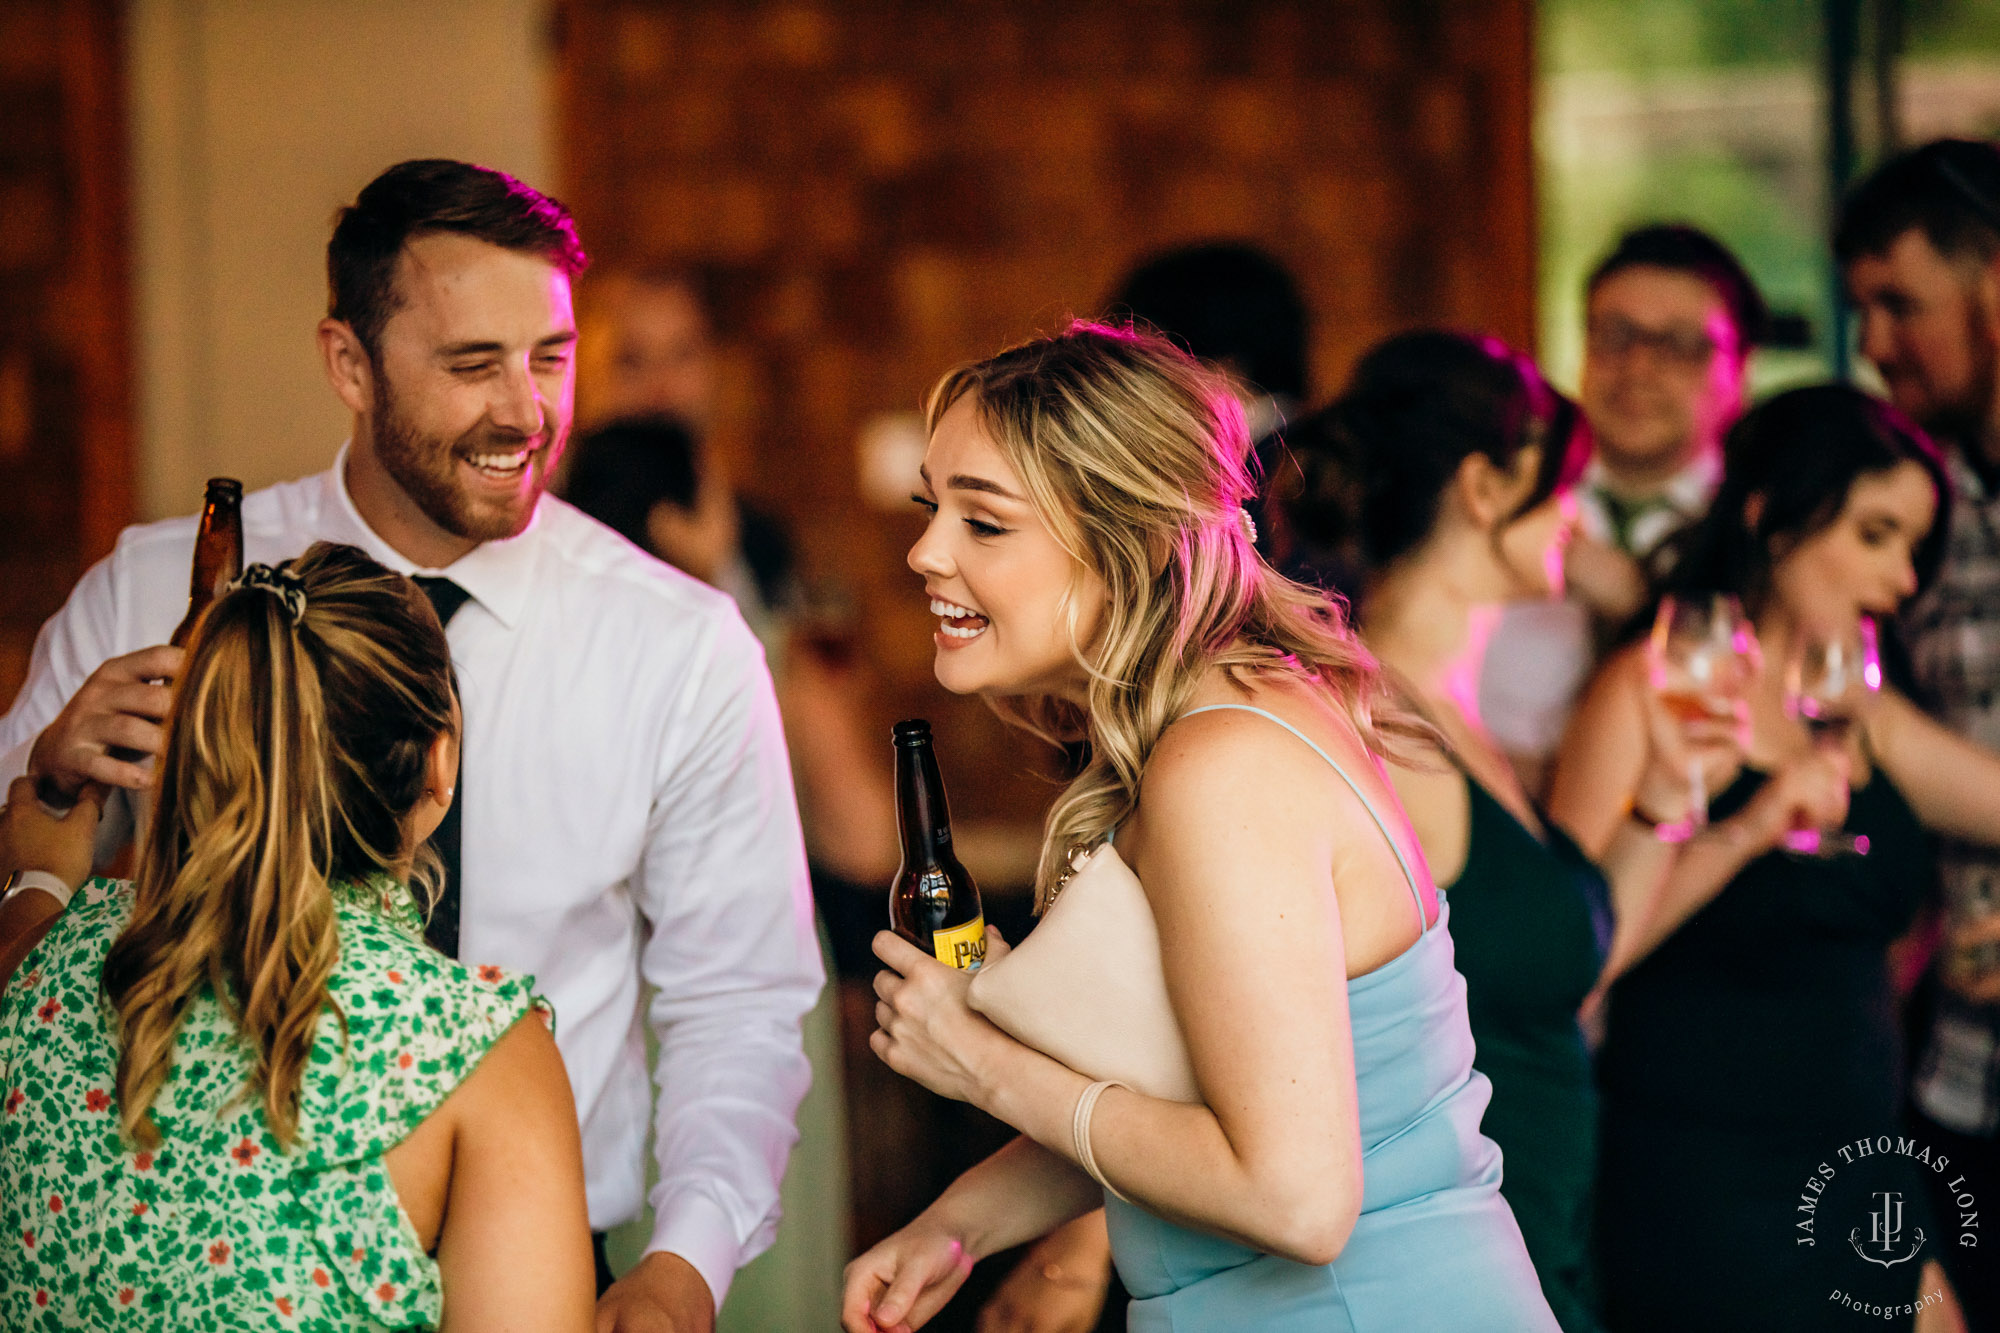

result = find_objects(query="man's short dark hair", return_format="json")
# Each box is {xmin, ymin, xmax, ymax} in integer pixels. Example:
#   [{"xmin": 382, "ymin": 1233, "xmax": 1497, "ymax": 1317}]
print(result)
[
  {"xmin": 1108, "ymin": 242, "xmax": 1309, "ymax": 401},
  {"xmin": 328, "ymin": 159, "xmax": 590, "ymax": 355},
  {"xmin": 1834, "ymin": 138, "xmax": 2000, "ymax": 269},
  {"xmin": 1586, "ymin": 223, "xmax": 1768, "ymax": 351}
]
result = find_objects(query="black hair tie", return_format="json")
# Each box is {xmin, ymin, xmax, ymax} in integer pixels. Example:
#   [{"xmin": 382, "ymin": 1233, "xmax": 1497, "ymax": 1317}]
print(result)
[{"xmin": 232, "ymin": 563, "xmax": 308, "ymax": 626}]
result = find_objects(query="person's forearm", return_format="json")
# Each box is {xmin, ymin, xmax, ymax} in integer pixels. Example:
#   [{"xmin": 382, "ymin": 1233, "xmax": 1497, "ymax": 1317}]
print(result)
[
  {"xmin": 1599, "ymin": 812, "xmax": 1765, "ymax": 984},
  {"xmin": 1035, "ymin": 1209, "xmax": 1111, "ymax": 1273},
  {"xmin": 973, "ymin": 1033, "xmax": 1345, "ymax": 1260},
  {"xmin": 0, "ymin": 884, "xmax": 65, "ymax": 986},
  {"xmin": 646, "ymin": 1013, "xmax": 815, "ymax": 1304},
  {"xmin": 1597, "ymin": 817, "xmax": 1676, "ymax": 983},
  {"xmin": 927, "ymin": 1135, "xmax": 1105, "ymax": 1262}
]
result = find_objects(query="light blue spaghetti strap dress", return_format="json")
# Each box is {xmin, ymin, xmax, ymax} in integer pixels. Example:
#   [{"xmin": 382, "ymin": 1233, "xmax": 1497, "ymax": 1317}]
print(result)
[{"xmin": 1104, "ymin": 705, "xmax": 1558, "ymax": 1332}]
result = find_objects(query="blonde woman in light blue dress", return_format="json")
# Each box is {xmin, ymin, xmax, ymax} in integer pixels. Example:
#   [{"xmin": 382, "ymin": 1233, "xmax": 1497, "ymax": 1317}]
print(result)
[{"xmin": 842, "ymin": 324, "xmax": 1557, "ymax": 1332}]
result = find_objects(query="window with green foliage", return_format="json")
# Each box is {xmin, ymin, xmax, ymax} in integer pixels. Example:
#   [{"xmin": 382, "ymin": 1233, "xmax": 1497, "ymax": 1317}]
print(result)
[{"xmin": 1537, "ymin": 0, "xmax": 2000, "ymax": 395}]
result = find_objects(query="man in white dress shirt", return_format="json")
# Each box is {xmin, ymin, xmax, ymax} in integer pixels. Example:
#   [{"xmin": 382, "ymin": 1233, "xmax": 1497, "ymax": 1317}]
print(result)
[{"xmin": 0, "ymin": 159, "xmax": 821, "ymax": 1333}]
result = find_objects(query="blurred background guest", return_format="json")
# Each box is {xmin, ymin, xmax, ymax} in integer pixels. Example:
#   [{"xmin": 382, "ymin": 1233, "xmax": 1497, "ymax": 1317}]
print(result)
[
  {"xmin": 573, "ymin": 269, "xmax": 800, "ymax": 650},
  {"xmin": 1285, "ymin": 329, "xmax": 1747, "ymax": 1332},
  {"xmin": 1107, "ymin": 241, "xmax": 1309, "ymax": 444},
  {"xmin": 1574, "ymin": 225, "xmax": 1766, "ymax": 563},
  {"xmin": 1548, "ymin": 386, "xmax": 1984, "ymax": 1331},
  {"xmin": 1105, "ymin": 242, "xmax": 1338, "ymax": 594},
  {"xmin": 1840, "ymin": 137, "xmax": 2000, "ymax": 1333},
  {"xmin": 1482, "ymin": 225, "xmax": 1766, "ymax": 794},
  {"xmin": 576, "ymin": 269, "xmax": 720, "ymax": 435},
  {"xmin": 1295, "ymin": 331, "xmax": 1607, "ymax": 1329}
]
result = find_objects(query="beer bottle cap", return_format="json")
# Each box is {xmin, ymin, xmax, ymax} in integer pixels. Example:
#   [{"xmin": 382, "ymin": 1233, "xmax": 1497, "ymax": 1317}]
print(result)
[
  {"xmin": 205, "ymin": 477, "xmax": 243, "ymax": 499},
  {"xmin": 892, "ymin": 719, "xmax": 932, "ymax": 745}
]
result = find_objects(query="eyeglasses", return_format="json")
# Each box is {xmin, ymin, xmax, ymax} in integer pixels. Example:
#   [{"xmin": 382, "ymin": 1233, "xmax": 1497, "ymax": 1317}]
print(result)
[{"xmin": 1585, "ymin": 315, "xmax": 1723, "ymax": 368}]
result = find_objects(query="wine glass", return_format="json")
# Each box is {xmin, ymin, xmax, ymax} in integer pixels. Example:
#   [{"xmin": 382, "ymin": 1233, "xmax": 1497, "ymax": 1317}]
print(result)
[
  {"xmin": 1779, "ymin": 617, "xmax": 1880, "ymax": 857},
  {"xmin": 1648, "ymin": 593, "xmax": 1759, "ymax": 841}
]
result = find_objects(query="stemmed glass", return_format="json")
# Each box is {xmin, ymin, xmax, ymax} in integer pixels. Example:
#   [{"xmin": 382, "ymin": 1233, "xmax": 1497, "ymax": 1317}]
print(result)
[
  {"xmin": 1648, "ymin": 594, "xmax": 1759, "ymax": 842},
  {"xmin": 1779, "ymin": 617, "xmax": 1880, "ymax": 857}
]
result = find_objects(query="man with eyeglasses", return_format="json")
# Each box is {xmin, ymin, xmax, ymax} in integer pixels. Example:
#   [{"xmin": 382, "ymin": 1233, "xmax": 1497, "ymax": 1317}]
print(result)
[
  {"xmin": 1839, "ymin": 137, "xmax": 2000, "ymax": 1333},
  {"xmin": 1482, "ymin": 224, "xmax": 1764, "ymax": 793},
  {"xmin": 1574, "ymin": 224, "xmax": 1765, "ymax": 562}
]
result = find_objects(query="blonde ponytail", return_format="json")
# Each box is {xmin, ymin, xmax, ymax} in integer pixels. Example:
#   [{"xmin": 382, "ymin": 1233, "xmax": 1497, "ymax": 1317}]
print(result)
[{"xmin": 103, "ymin": 544, "xmax": 454, "ymax": 1148}]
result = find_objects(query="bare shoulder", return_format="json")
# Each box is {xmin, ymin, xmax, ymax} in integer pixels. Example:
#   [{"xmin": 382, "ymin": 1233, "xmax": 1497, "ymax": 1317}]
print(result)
[
  {"xmin": 442, "ymin": 1008, "xmax": 560, "ymax": 1120},
  {"xmin": 1147, "ymin": 685, "xmax": 1354, "ymax": 789},
  {"xmin": 398, "ymin": 1009, "xmax": 564, "ymax": 1136},
  {"xmin": 1128, "ymin": 674, "xmax": 1436, "ymax": 970},
  {"xmin": 1136, "ymin": 677, "xmax": 1390, "ymax": 851}
]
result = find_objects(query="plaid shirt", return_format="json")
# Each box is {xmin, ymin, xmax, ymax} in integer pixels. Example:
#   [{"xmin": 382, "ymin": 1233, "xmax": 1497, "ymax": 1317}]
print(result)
[{"xmin": 1904, "ymin": 447, "xmax": 2000, "ymax": 1136}]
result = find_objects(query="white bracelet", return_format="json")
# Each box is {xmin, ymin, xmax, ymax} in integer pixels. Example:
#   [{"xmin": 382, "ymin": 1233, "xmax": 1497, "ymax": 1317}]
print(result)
[
  {"xmin": 2, "ymin": 870, "xmax": 74, "ymax": 910},
  {"xmin": 1071, "ymin": 1079, "xmax": 1129, "ymax": 1203}
]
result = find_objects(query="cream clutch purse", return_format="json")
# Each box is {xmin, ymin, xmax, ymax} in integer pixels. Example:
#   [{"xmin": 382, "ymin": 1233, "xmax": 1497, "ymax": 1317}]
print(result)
[{"xmin": 966, "ymin": 844, "xmax": 1202, "ymax": 1103}]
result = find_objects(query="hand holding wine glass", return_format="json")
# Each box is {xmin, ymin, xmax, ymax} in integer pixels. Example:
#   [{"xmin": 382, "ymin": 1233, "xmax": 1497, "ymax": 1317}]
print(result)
[
  {"xmin": 1646, "ymin": 594, "xmax": 1759, "ymax": 841},
  {"xmin": 1778, "ymin": 617, "xmax": 1880, "ymax": 856}
]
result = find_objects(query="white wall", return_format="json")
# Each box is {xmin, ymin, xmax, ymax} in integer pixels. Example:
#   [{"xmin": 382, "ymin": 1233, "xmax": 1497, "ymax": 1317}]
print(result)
[{"xmin": 130, "ymin": 0, "xmax": 554, "ymax": 519}]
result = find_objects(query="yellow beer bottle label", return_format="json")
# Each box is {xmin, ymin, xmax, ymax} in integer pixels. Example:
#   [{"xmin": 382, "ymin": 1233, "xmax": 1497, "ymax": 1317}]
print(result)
[{"xmin": 932, "ymin": 915, "xmax": 987, "ymax": 971}]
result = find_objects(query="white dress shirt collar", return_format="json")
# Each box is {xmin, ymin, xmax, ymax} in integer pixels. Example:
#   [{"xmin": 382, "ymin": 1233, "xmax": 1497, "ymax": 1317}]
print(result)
[
  {"xmin": 324, "ymin": 441, "xmax": 541, "ymax": 629},
  {"xmin": 1577, "ymin": 448, "xmax": 1722, "ymax": 557},
  {"xmin": 1580, "ymin": 447, "xmax": 1720, "ymax": 515}
]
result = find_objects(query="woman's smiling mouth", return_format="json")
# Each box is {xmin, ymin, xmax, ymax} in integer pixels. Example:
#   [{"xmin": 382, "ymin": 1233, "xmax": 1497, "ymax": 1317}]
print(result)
[{"xmin": 931, "ymin": 597, "xmax": 989, "ymax": 641}]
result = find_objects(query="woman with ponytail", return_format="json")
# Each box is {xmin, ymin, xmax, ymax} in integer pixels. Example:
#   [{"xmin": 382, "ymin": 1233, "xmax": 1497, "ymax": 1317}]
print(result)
[
  {"xmin": 1280, "ymin": 330, "xmax": 1753, "ymax": 1332},
  {"xmin": 843, "ymin": 323, "xmax": 1556, "ymax": 1331},
  {"xmin": 0, "ymin": 542, "xmax": 593, "ymax": 1331}
]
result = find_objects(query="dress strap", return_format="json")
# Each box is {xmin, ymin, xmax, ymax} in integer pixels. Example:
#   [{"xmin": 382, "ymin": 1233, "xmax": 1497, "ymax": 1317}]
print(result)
[{"xmin": 1178, "ymin": 704, "xmax": 1431, "ymax": 934}]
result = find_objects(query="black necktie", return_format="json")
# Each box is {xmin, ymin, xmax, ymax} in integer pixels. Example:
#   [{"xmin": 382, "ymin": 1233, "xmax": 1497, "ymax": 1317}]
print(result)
[{"xmin": 411, "ymin": 576, "xmax": 471, "ymax": 957}]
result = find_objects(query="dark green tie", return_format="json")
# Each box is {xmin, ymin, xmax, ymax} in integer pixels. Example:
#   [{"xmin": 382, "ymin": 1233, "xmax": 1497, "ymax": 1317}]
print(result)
[
  {"xmin": 1595, "ymin": 488, "xmax": 1677, "ymax": 557},
  {"xmin": 411, "ymin": 576, "xmax": 471, "ymax": 957}
]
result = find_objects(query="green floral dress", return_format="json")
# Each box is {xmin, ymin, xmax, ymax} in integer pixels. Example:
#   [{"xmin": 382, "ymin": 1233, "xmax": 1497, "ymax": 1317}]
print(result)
[{"xmin": 0, "ymin": 875, "xmax": 549, "ymax": 1331}]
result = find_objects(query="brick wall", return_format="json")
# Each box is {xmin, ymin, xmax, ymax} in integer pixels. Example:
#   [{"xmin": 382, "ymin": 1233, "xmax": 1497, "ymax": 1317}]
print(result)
[
  {"xmin": 557, "ymin": 0, "xmax": 1535, "ymax": 824},
  {"xmin": 0, "ymin": 0, "xmax": 130, "ymax": 705}
]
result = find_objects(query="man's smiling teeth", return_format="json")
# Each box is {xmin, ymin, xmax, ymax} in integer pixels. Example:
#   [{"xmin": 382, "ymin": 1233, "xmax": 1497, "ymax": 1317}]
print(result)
[
  {"xmin": 467, "ymin": 448, "xmax": 531, "ymax": 476},
  {"xmin": 930, "ymin": 597, "xmax": 989, "ymax": 639}
]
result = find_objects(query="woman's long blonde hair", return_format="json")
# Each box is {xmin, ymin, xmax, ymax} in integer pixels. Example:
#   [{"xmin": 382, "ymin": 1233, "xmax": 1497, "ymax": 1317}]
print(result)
[
  {"xmin": 926, "ymin": 322, "xmax": 1425, "ymax": 907},
  {"xmin": 102, "ymin": 542, "xmax": 456, "ymax": 1149}
]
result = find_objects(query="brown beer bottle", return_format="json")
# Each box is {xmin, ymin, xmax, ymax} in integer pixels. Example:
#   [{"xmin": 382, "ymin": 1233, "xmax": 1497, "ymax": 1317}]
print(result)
[
  {"xmin": 170, "ymin": 478, "xmax": 244, "ymax": 648},
  {"xmin": 35, "ymin": 478, "xmax": 245, "ymax": 808},
  {"xmin": 889, "ymin": 719, "xmax": 986, "ymax": 970}
]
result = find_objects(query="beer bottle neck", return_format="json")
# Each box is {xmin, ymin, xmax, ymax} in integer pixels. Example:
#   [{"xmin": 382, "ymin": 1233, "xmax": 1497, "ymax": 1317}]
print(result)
[
  {"xmin": 894, "ymin": 740, "xmax": 954, "ymax": 867},
  {"xmin": 189, "ymin": 488, "xmax": 244, "ymax": 602}
]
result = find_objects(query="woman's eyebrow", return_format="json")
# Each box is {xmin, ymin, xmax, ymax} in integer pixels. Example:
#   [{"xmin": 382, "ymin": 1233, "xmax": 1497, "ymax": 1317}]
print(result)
[{"xmin": 946, "ymin": 473, "xmax": 1023, "ymax": 501}]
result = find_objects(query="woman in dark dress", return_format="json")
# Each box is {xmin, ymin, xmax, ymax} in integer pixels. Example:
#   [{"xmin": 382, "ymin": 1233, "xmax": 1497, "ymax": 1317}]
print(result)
[
  {"xmin": 1285, "ymin": 332, "xmax": 1756, "ymax": 1332},
  {"xmin": 1550, "ymin": 386, "xmax": 1996, "ymax": 1330}
]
